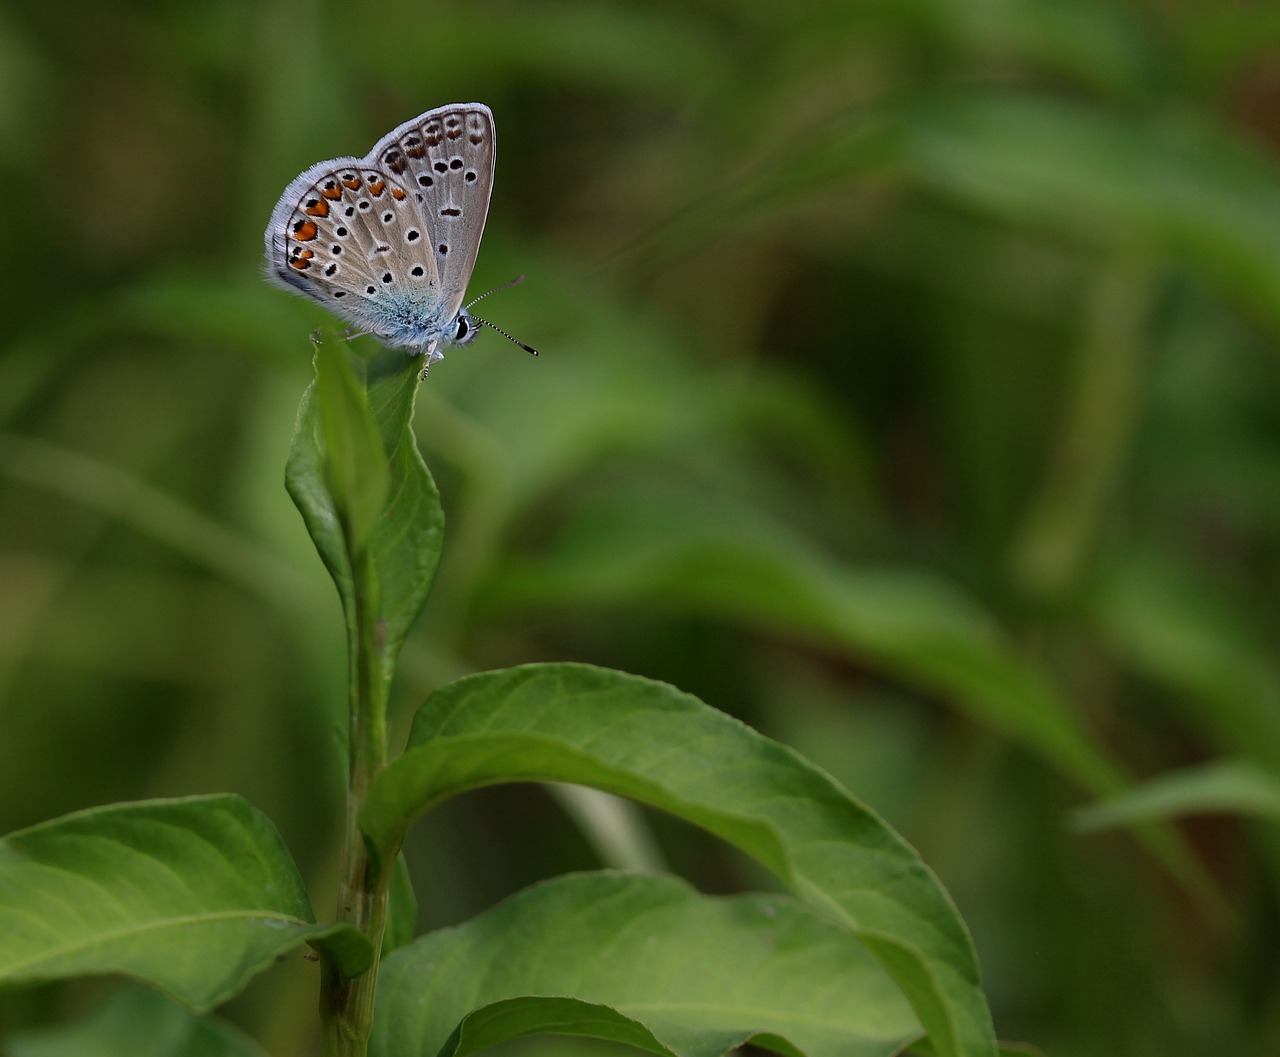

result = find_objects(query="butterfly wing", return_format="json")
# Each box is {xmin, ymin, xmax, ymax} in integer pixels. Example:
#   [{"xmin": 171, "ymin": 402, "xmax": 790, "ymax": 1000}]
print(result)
[
  {"xmin": 365, "ymin": 103, "xmax": 496, "ymax": 320},
  {"xmin": 265, "ymin": 154, "xmax": 442, "ymax": 345},
  {"xmin": 265, "ymin": 102, "xmax": 496, "ymax": 351}
]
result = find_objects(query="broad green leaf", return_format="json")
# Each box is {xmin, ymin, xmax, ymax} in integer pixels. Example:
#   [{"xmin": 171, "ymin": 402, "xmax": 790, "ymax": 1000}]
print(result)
[
  {"xmin": 363, "ymin": 664, "xmax": 996, "ymax": 1057},
  {"xmin": 483, "ymin": 489, "xmax": 1222, "ymax": 911},
  {"xmin": 438, "ymin": 998, "xmax": 685, "ymax": 1057},
  {"xmin": 5, "ymin": 985, "xmax": 270, "ymax": 1057},
  {"xmin": 1073, "ymin": 760, "xmax": 1280, "ymax": 832},
  {"xmin": 286, "ymin": 340, "xmax": 444, "ymax": 688},
  {"xmin": 371, "ymin": 872, "xmax": 920, "ymax": 1057},
  {"xmin": 313, "ymin": 333, "xmax": 390, "ymax": 552},
  {"xmin": 0, "ymin": 795, "xmax": 370, "ymax": 1011}
]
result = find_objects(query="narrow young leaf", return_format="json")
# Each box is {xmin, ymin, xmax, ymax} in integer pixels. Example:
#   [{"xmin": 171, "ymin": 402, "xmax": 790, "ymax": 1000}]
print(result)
[
  {"xmin": 362, "ymin": 664, "xmax": 996, "ymax": 1057},
  {"xmin": 286, "ymin": 340, "xmax": 445, "ymax": 686},
  {"xmin": 5, "ymin": 986, "xmax": 271, "ymax": 1057},
  {"xmin": 1073, "ymin": 759, "xmax": 1280, "ymax": 832},
  {"xmin": 313, "ymin": 333, "xmax": 390, "ymax": 552},
  {"xmin": 382, "ymin": 852, "xmax": 419, "ymax": 956},
  {"xmin": 0, "ymin": 795, "xmax": 371, "ymax": 1011},
  {"xmin": 370, "ymin": 872, "xmax": 920, "ymax": 1057}
]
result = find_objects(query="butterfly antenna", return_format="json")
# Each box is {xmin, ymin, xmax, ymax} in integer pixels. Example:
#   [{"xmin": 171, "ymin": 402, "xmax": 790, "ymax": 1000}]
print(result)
[
  {"xmin": 471, "ymin": 314, "xmax": 539, "ymax": 356},
  {"xmin": 465, "ymin": 273, "xmax": 526, "ymax": 310},
  {"xmin": 464, "ymin": 275, "xmax": 538, "ymax": 356}
]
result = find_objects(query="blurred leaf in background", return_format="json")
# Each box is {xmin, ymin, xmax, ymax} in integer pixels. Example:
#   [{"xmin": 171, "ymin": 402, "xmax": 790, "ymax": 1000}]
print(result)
[{"xmin": 3, "ymin": 1, "xmax": 1280, "ymax": 1055}]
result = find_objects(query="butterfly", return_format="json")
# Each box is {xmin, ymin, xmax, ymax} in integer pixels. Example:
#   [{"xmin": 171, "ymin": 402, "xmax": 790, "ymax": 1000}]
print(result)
[{"xmin": 264, "ymin": 102, "xmax": 535, "ymax": 373}]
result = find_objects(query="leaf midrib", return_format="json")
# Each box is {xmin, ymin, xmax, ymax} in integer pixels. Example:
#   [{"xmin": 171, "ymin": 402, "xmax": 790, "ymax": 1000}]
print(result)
[
  {"xmin": 617, "ymin": 998, "xmax": 908, "ymax": 1033},
  {"xmin": 4, "ymin": 908, "xmax": 314, "ymax": 975}
]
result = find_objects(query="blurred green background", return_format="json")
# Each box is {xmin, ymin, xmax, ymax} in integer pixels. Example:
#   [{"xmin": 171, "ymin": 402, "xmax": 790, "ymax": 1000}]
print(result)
[{"xmin": 3, "ymin": 0, "xmax": 1280, "ymax": 1054}]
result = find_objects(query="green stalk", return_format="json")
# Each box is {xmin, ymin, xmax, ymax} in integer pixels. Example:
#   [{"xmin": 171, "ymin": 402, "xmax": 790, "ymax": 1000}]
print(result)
[
  {"xmin": 321, "ymin": 544, "xmax": 393, "ymax": 1055},
  {"xmin": 1009, "ymin": 252, "xmax": 1154, "ymax": 601}
]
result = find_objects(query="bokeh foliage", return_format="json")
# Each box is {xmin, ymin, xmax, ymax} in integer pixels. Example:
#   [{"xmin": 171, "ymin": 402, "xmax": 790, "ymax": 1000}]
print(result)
[{"xmin": 2, "ymin": 1, "xmax": 1279, "ymax": 1055}]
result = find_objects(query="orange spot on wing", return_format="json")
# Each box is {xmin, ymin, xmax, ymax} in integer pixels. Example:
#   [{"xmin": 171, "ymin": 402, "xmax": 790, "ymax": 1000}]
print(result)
[
  {"xmin": 321, "ymin": 181, "xmax": 343, "ymax": 200},
  {"xmin": 368, "ymin": 178, "xmax": 386, "ymax": 197},
  {"xmin": 289, "ymin": 250, "xmax": 315, "ymax": 270},
  {"xmin": 293, "ymin": 219, "xmax": 318, "ymax": 241},
  {"xmin": 342, "ymin": 176, "xmax": 362, "ymax": 190},
  {"xmin": 305, "ymin": 198, "xmax": 329, "ymax": 217},
  {"xmin": 390, "ymin": 187, "xmax": 406, "ymax": 200}
]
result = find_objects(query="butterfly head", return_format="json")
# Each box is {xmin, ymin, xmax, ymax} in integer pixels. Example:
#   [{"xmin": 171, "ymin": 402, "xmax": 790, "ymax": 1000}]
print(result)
[{"xmin": 448, "ymin": 312, "xmax": 482, "ymax": 348}]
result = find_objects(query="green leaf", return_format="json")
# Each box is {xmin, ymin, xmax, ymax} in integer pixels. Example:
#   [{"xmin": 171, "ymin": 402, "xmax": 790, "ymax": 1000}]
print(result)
[
  {"xmin": 363, "ymin": 664, "xmax": 996, "ymax": 1057},
  {"xmin": 1088, "ymin": 547, "xmax": 1280, "ymax": 774},
  {"xmin": 286, "ymin": 340, "xmax": 444, "ymax": 688},
  {"xmin": 658, "ymin": 87, "xmax": 1280, "ymax": 336},
  {"xmin": 439, "ymin": 998, "xmax": 683, "ymax": 1057},
  {"xmin": 0, "ymin": 795, "xmax": 370, "ymax": 1011},
  {"xmin": 371, "ymin": 872, "xmax": 920, "ymax": 1057},
  {"xmin": 910, "ymin": 1039, "xmax": 1045, "ymax": 1057},
  {"xmin": 1073, "ymin": 760, "xmax": 1280, "ymax": 832},
  {"xmin": 484, "ymin": 485, "xmax": 1125, "ymax": 797},
  {"xmin": 5, "ymin": 985, "xmax": 270, "ymax": 1057},
  {"xmin": 896, "ymin": 92, "xmax": 1280, "ymax": 332},
  {"xmin": 487, "ymin": 487, "xmax": 1221, "ymax": 915},
  {"xmin": 313, "ymin": 333, "xmax": 390, "ymax": 552},
  {"xmin": 383, "ymin": 851, "xmax": 418, "ymax": 956}
]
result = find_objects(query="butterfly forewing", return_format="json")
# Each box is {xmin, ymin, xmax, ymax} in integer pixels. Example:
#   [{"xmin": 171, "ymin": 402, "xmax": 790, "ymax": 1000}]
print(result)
[{"xmin": 370, "ymin": 104, "xmax": 496, "ymax": 319}]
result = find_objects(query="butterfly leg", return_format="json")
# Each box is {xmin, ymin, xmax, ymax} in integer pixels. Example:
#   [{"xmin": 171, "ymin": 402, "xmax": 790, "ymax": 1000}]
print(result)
[{"xmin": 419, "ymin": 341, "xmax": 444, "ymax": 380}]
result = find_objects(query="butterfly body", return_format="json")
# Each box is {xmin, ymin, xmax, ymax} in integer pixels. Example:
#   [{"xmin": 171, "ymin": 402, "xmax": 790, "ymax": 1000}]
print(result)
[{"xmin": 264, "ymin": 103, "xmax": 495, "ymax": 365}]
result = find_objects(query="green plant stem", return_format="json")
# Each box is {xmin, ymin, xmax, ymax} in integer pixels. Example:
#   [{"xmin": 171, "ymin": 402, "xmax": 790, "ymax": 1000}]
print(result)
[
  {"xmin": 1008, "ymin": 252, "xmax": 1154, "ymax": 601},
  {"xmin": 321, "ymin": 545, "xmax": 393, "ymax": 1056}
]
